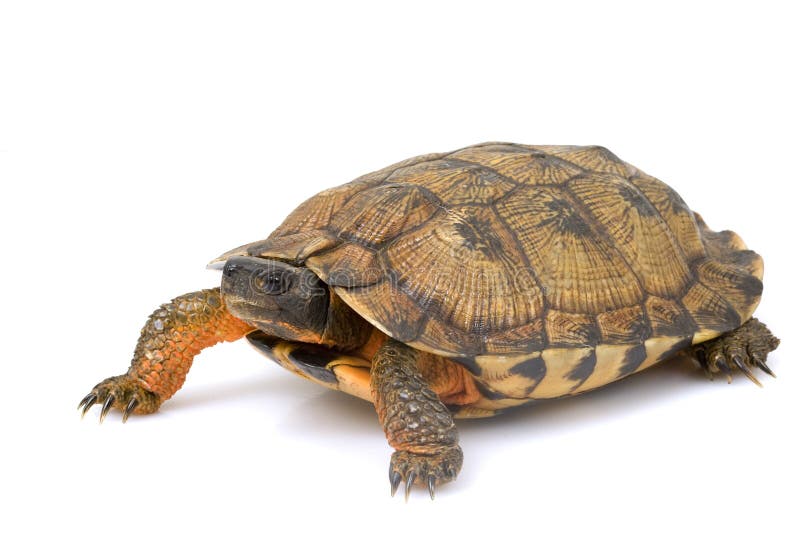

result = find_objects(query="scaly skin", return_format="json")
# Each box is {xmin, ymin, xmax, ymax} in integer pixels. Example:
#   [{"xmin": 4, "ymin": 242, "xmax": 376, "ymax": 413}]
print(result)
[
  {"xmin": 370, "ymin": 339, "xmax": 463, "ymax": 500},
  {"xmin": 78, "ymin": 288, "xmax": 253, "ymax": 421}
]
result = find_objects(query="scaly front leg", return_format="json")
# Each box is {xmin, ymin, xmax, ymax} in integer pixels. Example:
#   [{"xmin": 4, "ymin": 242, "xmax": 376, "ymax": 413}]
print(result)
[
  {"xmin": 370, "ymin": 339, "xmax": 463, "ymax": 501},
  {"xmin": 78, "ymin": 288, "xmax": 253, "ymax": 422}
]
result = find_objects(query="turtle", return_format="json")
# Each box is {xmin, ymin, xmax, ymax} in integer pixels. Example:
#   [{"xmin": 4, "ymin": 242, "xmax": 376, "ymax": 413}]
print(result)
[{"xmin": 79, "ymin": 142, "xmax": 780, "ymax": 500}]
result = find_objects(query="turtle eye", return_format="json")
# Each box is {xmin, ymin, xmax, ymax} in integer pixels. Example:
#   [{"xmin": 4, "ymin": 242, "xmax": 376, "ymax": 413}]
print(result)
[{"xmin": 252, "ymin": 269, "xmax": 292, "ymax": 295}]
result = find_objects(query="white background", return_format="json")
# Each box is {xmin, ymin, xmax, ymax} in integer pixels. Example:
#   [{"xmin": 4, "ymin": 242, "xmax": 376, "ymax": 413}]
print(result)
[{"xmin": 2, "ymin": 1, "xmax": 798, "ymax": 533}]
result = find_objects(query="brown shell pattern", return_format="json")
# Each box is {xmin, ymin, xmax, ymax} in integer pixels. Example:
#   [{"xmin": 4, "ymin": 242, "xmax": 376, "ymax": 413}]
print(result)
[{"xmin": 218, "ymin": 143, "xmax": 763, "ymax": 405}]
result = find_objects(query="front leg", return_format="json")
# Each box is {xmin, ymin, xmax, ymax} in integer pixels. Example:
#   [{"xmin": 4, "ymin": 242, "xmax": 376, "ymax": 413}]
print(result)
[
  {"xmin": 78, "ymin": 288, "xmax": 253, "ymax": 422},
  {"xmin": 370, "ymin": 339, "xmax": 463, "ymax": 501}
]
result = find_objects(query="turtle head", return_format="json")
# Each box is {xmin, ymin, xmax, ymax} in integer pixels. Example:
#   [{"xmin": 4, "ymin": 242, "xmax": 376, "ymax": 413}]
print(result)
[{"xmin": 220, "ymin": 256, "xmax": 330, "ymax": 344}]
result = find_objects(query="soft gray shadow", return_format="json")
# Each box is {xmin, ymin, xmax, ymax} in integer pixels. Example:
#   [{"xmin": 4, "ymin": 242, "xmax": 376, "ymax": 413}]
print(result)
[
  {"xmin": 158, "ymin": 354, "xmax": 765, "ymax": 492},
  {"xmin": 167, "ymin": 355, "xmax": 716, "ymax": 444},
  {"xmin": 167, "ymin": 372, "xmax": 293, "ymax": 411},
  {"xmin": 167, "ymin": 370, "xmax": 380, "ymax": 436},
  {"xmin": 279, "ymin": 390, "xmax": 379, "ymax": 437}
]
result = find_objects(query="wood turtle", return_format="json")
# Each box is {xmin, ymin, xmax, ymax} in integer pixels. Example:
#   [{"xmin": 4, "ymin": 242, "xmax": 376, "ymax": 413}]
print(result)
[{"xmin": 79, "ymin": 142, "xmax": 780, "ymax": 500}]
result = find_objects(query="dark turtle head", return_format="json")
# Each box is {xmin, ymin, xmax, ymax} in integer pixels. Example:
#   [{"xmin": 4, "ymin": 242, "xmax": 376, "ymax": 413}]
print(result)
[{"xmin": 220, "ymin": 256, "xmax": 330, "ymax": 344}]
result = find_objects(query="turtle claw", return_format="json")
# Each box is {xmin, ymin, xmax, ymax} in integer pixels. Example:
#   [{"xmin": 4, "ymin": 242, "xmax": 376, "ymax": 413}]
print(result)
[
  {"xmin": 389, "ymin": 471, "xmax": 402, "ymax": 497},
  {"xmin": 99, "ymin": 395, "xmax": 115, "ymax": 423},
  {"xmin": 716, "ymin": 358, "xmax": 733, "ymax": 384},
  {"xmin": 445, "ymin": 465, "xmax": 458, "ymax": 480},
  {"xmin": 388, "ymin": 445, "xmax": 463, "ymax": 502},
  {"xmin": 754, "ymin": 358, "xmax": 776, "ymax": 378},
  {"xmin": 78, "ymin": 375, "xmax": 160, "ymax": 423},
  {"xmin": 404, "ymin": 472, "xmax": 416, "ymax": 502},
  {"xmin": 732, "ymin": 356, "xmax": 762, "ymax": 387},
  {"xmin": 122, "ymin": 398, "xmax": 139, "ymax": 424},
  {"xmin": 78, "ymin": 393, "xmax": 97, "ymax": 418},
  {"xmin": 77, "ymin": 393, "xmax": 95, "ymax": 411}
]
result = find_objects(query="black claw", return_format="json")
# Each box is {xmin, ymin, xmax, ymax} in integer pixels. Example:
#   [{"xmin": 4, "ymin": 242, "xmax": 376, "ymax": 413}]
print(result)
[
  {"xmin": 99, "ymin": 395, "xmax": 115, "ymax": 423},
  {"xmin": 77, "ymin": 393, "xmax": 95, "ymax": 411},
  {"xmin": 405, "ymin": 472, "xmax": 416, "ymax": 502},
  {"xmin": 389, "ymin": 471, "xmax": 402, "ymax": 497},
  {"xmin": 427, "ymin": 475, "xmax": 436, "ymax": 501},
  {"xmin": 444, "ymin": 462, "xmax": 457, "ymax": 480},
  {"xmin": 696, "ymin": 350, "xmax": 712, "ymax": 378},
  {"xmin": 79, "ymin": 393, "xmax": 97, "ymax": 418},
  {"xmin": 717, "ymin": 359, "xmax": 733, "ymax": 384},
  {"xmin": 122, "ymin": 398, "xmax": 139, "ymax": 423},
  {"xmin": 733, "ymin": 356, "xmax": 762, "ymax": 387},
  {"xmin": 755, "ymin": 358, "xmax": 776, "ymax": 378}
]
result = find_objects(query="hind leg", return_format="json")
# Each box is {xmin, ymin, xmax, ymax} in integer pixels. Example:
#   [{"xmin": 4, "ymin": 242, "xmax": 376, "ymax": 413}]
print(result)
[{"xmin": 690, "ymin": 318, "xmax": 780, "ymax": 386}]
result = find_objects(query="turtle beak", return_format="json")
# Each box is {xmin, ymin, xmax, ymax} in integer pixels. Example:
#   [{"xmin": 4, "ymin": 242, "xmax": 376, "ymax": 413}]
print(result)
[{"xmin": 206, "ymin": 260, "xmax": 226, "ymax": 270}]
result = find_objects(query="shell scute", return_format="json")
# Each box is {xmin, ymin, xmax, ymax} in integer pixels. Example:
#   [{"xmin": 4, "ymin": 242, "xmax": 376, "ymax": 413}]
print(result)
[
  {"xmin": 330, "ymin": 184, "xmax": 440, "ymax": 247},
  {"xmin": 630, "ymin": 171, "xmax": 707, "ymax": 261},
  {"xmin": 644, "ymin": 295, "xmax": 696, "ymax": 337},
  {"xmin": 544, "ymin": 309, "xmax": 600, "ymax": 346},
  {"xmin": 363, "ymin": 206, "xmax": 546, "ymax": 346},
  {"xmin": 567, "ymin": 173, "xmax": 693, "ymax": 297},
  {"xmin": 494, "ymin": 185, "xmax": 644, "ymax": 314},
  {"xmin": 596, "ymin": 305, "xmax": 650, "ymax": 344},
  {"xmin": 447, "ymin": 144, "xmax": 585, "ymax": 185},
  {"xmin": 305, "ymin": 243, "xmax": 383, "ymax": 287},
  {"xmin": 695, "ymin": 259, "xmax": 763, "ymax": 320},
  {"xmin": 681, "ymin": 281, "xmax": 741, "ymax": 332},
  {"xmin": 388, "ymin": 159, "xmax": 517, "ymax": 205},
  {"xmin": 535, "ymin": 145, "xmax": 636, "ymax": 177}
]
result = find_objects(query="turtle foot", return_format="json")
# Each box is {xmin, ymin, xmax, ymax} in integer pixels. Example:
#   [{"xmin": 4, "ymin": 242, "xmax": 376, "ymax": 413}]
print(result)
[
  {"xmin": 692, "ymin": 318, "xmax": 779, "ymax": 386},
  {"xmin": 388, "ymin": 445, "xmax": 463, "ymax": 501},
  {"xmin": 78, "ymin": 375, "xmax": 161, "ymax": 423}
]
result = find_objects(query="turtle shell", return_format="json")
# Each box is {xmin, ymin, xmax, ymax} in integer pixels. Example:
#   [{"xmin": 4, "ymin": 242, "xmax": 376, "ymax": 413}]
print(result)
[{"xmin": 215, "ymin": 143, "xmax": 763, "ymax": 405}]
